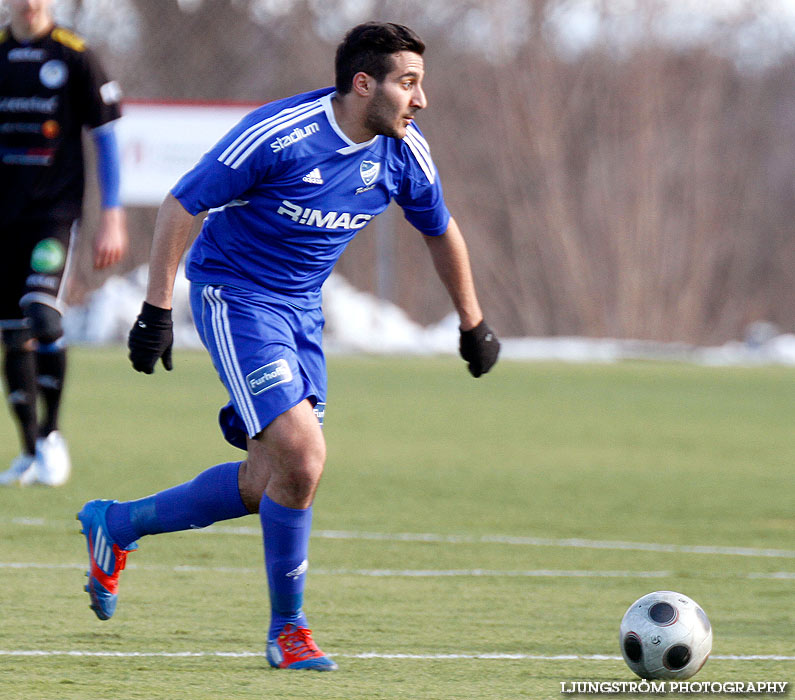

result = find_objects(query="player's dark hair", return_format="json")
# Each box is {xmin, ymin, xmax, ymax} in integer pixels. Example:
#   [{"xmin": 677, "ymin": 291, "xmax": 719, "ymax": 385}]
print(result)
[{"xmin": 335, "ymin": 22, "xmax": 425, "ymax": 94}]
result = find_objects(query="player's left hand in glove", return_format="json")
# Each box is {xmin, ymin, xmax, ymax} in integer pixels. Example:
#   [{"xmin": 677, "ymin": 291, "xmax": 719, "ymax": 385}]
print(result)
[
  {"xmin": 459, "ymin": 320, "xmax": 500, "ymax": 378},
  {"xmin": 128, "ymin": 301, "xmax": 173, "ymax": 374}
]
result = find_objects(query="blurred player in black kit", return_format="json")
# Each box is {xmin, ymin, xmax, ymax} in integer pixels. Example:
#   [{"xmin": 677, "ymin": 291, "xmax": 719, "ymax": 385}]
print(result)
[{"xmin": 0, "ymin": 0, "xmax": 127, "ymax": 486}]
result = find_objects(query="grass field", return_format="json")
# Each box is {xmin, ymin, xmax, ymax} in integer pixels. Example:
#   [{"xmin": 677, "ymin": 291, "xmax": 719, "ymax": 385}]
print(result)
[{"xmin": 0, "ymin": 348, "xmax": 792, "ymax": 699}]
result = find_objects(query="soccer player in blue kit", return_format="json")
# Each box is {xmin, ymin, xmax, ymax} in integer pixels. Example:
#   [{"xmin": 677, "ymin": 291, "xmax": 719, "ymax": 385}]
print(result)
[{"xmin": 78, "ymin": 22, "xmax": 499, "ymax": 671}]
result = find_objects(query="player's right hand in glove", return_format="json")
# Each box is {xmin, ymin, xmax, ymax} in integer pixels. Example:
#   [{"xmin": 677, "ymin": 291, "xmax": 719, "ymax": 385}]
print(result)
[
  {"xmin": 459, "ymin": 320, "xmax": 500, "ymax": 378},
  {"xmin": 128, "ymin": 301, "xmax": 173, "ymax": 374}
]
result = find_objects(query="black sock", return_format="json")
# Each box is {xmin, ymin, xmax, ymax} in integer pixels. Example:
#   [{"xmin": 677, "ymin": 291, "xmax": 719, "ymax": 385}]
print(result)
[
  {"xmin": 3, "ymin": 348, "xmax": 38, "ymax": 455},
  {"xmin": 36, "ymin": 345, "xmax": 66, "ymax": 437}
]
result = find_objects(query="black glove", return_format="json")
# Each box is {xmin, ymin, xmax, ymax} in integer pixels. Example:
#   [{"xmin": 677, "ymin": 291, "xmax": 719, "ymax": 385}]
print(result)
[
  {"xmin": 128, "ymin": 302, "xmax": 173, "ymax": 374},
  {"xmin": 459, "ymin": 320, "xmax": 500, "ymax": 378}
]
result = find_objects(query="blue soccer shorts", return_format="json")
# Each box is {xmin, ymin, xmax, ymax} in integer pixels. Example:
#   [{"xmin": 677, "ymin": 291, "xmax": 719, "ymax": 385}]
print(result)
[{"xmin": 189, "ymin": 283, "xmax": 327, "ymax": 450}]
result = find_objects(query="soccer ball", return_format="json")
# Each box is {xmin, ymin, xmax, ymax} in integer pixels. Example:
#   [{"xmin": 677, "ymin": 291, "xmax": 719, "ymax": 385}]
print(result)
[{"xmin": 619, "ymin": 590, "xmax": 712, "ymax": 680}]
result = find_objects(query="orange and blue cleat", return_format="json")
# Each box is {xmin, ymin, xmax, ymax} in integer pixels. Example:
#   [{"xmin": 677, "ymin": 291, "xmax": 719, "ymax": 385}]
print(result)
[
  {"xmin": 266, "ymin": 623, "xmax": 338, "ymax": 671},
  {"xmin": 77, "ymin": 499, "xmax": 137, "ymax": 620}
]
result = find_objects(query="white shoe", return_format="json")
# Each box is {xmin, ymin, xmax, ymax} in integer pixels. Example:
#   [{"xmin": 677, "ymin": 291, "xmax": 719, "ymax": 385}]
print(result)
[
  {"xmin": 34, "ymin": 431, "xmax": 71, "ymax": 487},
  {"xmin": 0, "ymin": 454, "xmax": 38, "ymax": 486}
]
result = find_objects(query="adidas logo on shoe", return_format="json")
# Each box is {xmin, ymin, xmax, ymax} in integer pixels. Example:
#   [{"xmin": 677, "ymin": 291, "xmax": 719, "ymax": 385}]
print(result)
[{"xmin": 302, "ymin": 168, "xmax": 323, "ymax": 184}]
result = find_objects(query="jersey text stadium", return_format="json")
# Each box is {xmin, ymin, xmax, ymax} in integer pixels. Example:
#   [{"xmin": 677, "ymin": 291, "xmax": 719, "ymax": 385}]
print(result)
[{"xmin": 270, "ymin": 123, "xmax": 320, "ymax": 153}]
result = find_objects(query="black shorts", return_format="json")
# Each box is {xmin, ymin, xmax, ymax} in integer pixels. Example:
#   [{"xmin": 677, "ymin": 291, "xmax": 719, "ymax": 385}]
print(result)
[{"xmin": 0, "ymin": 219, "xmax": 75, "ymax": 329}]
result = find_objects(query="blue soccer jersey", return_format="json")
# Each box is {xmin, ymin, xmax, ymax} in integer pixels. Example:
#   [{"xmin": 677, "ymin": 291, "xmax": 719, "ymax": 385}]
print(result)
[{"xmin": 173, "ymin": 87, "xmax": 451, "ymax": 308}]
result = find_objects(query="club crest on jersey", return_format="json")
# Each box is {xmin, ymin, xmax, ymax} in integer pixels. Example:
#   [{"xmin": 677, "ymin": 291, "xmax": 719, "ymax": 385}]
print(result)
[
  {"xmin": 39, "ymin": 60, "xmax": 68, "ymax": 89},
  {"xmin": 359, "ymin": 160, "xmax": 380, "ymax": 186}
]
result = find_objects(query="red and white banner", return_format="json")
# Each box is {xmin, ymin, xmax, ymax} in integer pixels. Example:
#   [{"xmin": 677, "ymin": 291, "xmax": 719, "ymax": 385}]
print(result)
[{"xmin": 117, "ymin": 100, "xmax": 256, "ymax": 206}]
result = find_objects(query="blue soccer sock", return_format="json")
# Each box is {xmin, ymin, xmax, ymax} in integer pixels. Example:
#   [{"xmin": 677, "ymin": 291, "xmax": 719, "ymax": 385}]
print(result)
[
  {"xmin": 105, "ymin": 461, "xmax": 248, "ymax": 549},
  {"xmin": 260, "ymin": 493, "xmax": 312, "ymax": 640}
]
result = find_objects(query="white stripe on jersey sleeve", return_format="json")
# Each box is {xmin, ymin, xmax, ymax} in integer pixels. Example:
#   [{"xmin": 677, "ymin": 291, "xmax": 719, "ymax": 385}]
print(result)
[
  {"xmin": 218, "ymin": 101, "xmax": 318, "ymax": 164},
  {"xmin": 228, "ymin": 106, "xmax": 326, "ymax": 169},
  {"xmin": 403, "ymin": 124, "xmax": 436, "ymax": 184},
  {"xmin": 219, "ymin": 100, "xmax": 323, "ymax": 169}
]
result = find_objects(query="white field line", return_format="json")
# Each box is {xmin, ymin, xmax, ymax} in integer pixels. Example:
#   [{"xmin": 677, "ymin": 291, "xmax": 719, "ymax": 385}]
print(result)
[
  {"xmin": 0, "ymin": 650, "xmax": 792, "ymax": 661},
  {"xmin": 7, "ymin": 517, "xmax": 795, "ymax": 559},
  {"xmin": 0, "ymin": 561, "xmax": 792, "ymax": 580},
  {"xmin": 311, "ymin": 529, "xmax": 795, "ymax": 559}
]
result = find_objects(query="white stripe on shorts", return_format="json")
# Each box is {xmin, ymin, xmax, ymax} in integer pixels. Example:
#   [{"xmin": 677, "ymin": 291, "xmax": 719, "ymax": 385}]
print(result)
[
  {"xmin": 203, "ymin": 286, "xmax": 260, "ymax": 438},
  {"xmin": 57, "ymin": 220, "xmax": 79, "ymax": 306}
]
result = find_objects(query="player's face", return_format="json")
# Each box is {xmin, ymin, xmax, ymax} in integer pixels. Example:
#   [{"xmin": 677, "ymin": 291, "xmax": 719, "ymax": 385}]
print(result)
[
  {"xmin": 364, "ymin": 51, "xmax": 427, "ymax": 140},
  {"xmin": 7, "ymin": 0, "xmax": 54, "ymax": 37}
]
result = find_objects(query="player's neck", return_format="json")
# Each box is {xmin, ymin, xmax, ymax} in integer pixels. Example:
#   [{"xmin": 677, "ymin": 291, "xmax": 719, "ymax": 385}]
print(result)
[
  {"xmin": 330, "ymin": 94, "xmax": 376, "ymax": 144},
  {"xmin": 10, "ymin": 17, "xmax": 54, "ymax": 43}
]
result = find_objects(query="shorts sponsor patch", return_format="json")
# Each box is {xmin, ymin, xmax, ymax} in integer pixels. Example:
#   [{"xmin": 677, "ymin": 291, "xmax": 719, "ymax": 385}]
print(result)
[
  {"xmin": 246, "ymin": 358, "xmax": 292, "ymax": 395},
  {"xmin": 313, "ymin": 402, "xmax": 326, "ymax": 427},
  {"xmin": 30, "ymin": 238, "xmax": 65, "ymax": 273}
]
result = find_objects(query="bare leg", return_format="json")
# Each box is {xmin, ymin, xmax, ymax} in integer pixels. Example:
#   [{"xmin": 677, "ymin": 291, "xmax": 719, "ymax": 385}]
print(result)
[{"xmin": 238, "ymin": 398, "xmax": 326, "ymax": 511}]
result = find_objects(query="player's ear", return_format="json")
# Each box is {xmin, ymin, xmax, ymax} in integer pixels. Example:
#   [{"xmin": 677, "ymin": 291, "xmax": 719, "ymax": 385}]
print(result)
[{"xmin": 351, "ymin": 72, "xmax": 374, "ymax": 97}]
